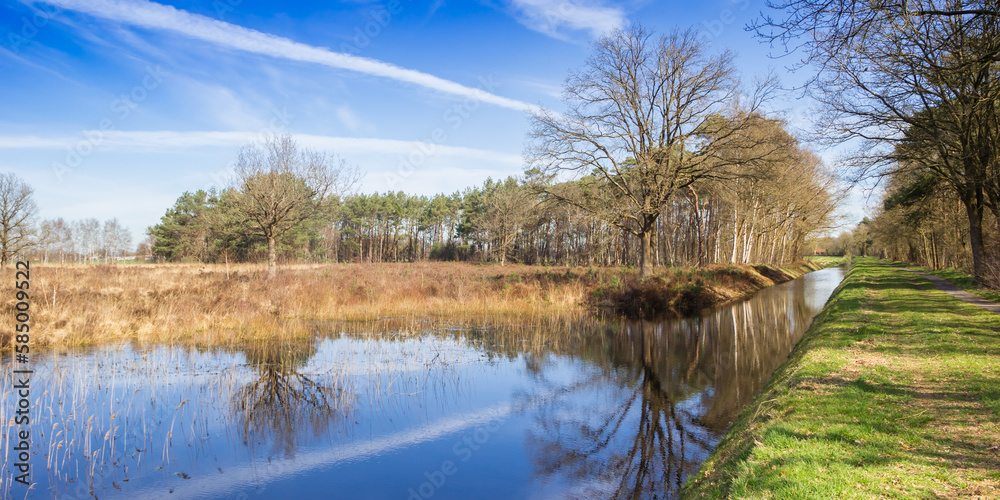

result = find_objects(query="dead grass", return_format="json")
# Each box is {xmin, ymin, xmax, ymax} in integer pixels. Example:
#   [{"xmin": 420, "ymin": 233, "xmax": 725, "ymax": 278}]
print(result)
[
  {"xmin": 4, "ymin": 262, "xmax": 607, "ymax": 348},
  {"xmin": 3, "ymin": 260, "xmax": 832, "ymax": 348}
]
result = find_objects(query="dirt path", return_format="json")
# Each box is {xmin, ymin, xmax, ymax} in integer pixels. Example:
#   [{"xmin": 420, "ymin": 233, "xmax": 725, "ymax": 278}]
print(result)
[{"xmin": 901, "ymin": 268, "xmax": 1000, "ymax": 314}]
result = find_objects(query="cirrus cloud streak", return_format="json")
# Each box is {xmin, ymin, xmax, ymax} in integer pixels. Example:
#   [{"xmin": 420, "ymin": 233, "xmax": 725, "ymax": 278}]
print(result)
[{"xmin": 28, "ymin": 0, "xmax": 543, "ymax": 113}]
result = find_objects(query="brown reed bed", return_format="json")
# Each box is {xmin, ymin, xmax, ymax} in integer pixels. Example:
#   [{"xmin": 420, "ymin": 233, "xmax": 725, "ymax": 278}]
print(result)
[{"xmin": 0, "ymin": 260, "xmax": 832, "ymax": 349}]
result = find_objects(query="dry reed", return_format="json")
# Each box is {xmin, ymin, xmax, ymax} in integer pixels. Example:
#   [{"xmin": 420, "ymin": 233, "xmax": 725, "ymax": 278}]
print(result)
[
  {"xmin": 0, "ymin": 260, "xmax": 825, "ymax": 349},
  {"xmin": 3, "ymin": 262, "xmax": 600, "ymax": 348}
]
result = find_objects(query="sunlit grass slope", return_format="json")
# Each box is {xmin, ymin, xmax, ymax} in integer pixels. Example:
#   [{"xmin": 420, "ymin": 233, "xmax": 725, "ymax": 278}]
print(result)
[{"xmin": 682, "ymin": 258, "xmax": 1000, "ymax": 499}]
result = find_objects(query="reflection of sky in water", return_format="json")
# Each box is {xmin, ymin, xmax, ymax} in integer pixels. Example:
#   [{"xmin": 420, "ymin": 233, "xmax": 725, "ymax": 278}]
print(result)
[{"xmin": 1, "ymin": 267, "xmax": 844, "ymax": 500}]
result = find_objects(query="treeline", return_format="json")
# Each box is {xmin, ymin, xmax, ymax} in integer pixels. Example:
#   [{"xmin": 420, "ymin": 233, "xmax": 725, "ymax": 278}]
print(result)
[
  {"xmin": 148, "ymin": 24, "xmax": 841, "ymax": 271},
  {"xmin": 866, "ymin": 171, "xmax": 999, "ymax": 284},
  {"xmin": 28, "ymin": 218, "xmax": 133, "ymax": 264},
  {"xmin": 0, "ymin": 173, "xmax": 134, "ymax": 265},
  {"xmin": 5, "ymin": 23, "xmax": 843, "ymax": 272},
  {"xmin": 749, "ymin": 0, "xmax": 1000, "ymax": 285},
  {"xmin": 148, "ymin": 122, "xmax": 838, "ymax": 269},
  {"xmin": 811, "ymin": 171, "xmax": 1000, "ymax": 288}
]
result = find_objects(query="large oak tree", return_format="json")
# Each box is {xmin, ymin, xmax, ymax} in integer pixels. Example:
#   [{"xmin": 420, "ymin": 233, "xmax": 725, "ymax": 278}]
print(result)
[
  {"xmin": 231, "ymin": 135, "xmax": 358, "ymax": 278},
  {"xmin": 528, "ymin": 25, "xmax": 776, "ymax": 278}
]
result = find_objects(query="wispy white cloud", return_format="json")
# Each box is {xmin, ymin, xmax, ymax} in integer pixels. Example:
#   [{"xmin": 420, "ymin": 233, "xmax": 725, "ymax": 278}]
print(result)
[
  {"xmin": 335, "ymin": 105, "xmax": 367, "ymax": 133},
  {"xmin": 0, "ymin": 46, "xmax": 82, "ymax": 85},
  {"xmin": 515, "ymin": 76, "xmax": 565, "ymax": 99},
  {"xmin": 506, "ymin": 0, "xmax": 627, "ymax": 40},
  {"xmin": 31, "ymin": 0, "xmax": 542, "ymax": 113},
  {"xmin": 0, "ymin": 130, "xmax": 522, "ymax": 164},
  {"xmin": 298, "ymin": 135, "xmax": 522, "ymax": 165},
  {"xmin": 0, "ymin": 130, "xmax": 240, "ymax": 149}
]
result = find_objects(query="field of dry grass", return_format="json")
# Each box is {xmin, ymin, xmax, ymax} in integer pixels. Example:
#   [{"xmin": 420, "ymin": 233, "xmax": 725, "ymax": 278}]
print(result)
[{"xmin": 2, "ymin": 260, "xmax": 830, "ymax": 348}]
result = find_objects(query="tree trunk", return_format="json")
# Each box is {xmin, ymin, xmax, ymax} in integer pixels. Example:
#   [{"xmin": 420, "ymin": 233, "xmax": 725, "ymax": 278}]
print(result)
[
  {"xmin": 639, "ymin": 229, "xmax": 652, "ymax": 278},
  {"xmin": 931, "ymin": 231, "xmax": 941, "ymax": 271},
  {"xmin": 639, "ymin": 213, "xmax": 658, "ymax": 279},
  {"xmin": 268, "ymin": 234, "xmax": 277, "ymax": 279},
  {"xmin": 966, "ymin": 199, "xmax": 986, "ymax": 285},
  {"xmin": 689, "ymin": 187, "xmax": 704, "ymax": 267},
  {"xmin": 730, "ymin": 209, "xmax": 739, "ymax": 264}
]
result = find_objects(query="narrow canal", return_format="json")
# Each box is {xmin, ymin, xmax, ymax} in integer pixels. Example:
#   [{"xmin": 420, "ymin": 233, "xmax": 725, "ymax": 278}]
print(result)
[{"xmin": 1, "ymin": 266, "xmax": 845, "ymax": 499}]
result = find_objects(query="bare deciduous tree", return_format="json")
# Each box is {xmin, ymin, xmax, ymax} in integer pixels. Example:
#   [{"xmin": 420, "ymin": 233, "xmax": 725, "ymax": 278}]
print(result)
[
  {"xmin": 231, "ymin": 134, "xmax": 359, "ymax": 278},
  {"xmin": 0, "ymin": 173, "xmax": 38, "ymax": 267},
  {"xmin": 753, "ymin": 0, "xmax": 1000, "ymax": 284},
  {"xmin": 73, "ymin": 218, "xmax": 101, "ymax": 263},
  {"xmin": 101, "ymin": 218, "xmax": 132, "ymax": 263},
  {"xmin": 528, "ymin": 25, "xmax": 776, "ymax": 278},
  {"xmin": 479, "ymin": 177, "xmax": 537, "ymax": 266},
  {"xmin": 37, "ymin": 219, "xmax": 57, "ymax": 264}
]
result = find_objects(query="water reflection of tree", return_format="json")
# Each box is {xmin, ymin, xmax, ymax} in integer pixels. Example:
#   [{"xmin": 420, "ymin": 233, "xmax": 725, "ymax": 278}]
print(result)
[
  {"xmin": 527, "ymin": 321, "xmax": 715, "ymax": 499},
  {"xmin": 697, "ymin": 279, "xmax": 816, "ymax": 429},
  {"xmin": 525, "ymin": 276, "xmax": 825, "ymax": 499},
  {"xmin": 323, "ymin": 273, "xmax": 833, "ymax": 498},
  {"xmin": 232, "ymin": 342, "xmax": 351, "ymax": 457}
]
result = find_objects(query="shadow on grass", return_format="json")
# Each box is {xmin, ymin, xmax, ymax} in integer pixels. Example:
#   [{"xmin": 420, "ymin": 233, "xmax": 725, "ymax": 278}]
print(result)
[
  {"xmin": 763, "ymin": 377, "xmax": 1000, "ymax": 473},
  {"xmin": 815, "ymin": 264, "xmax": 1000, "ymax": 357}
]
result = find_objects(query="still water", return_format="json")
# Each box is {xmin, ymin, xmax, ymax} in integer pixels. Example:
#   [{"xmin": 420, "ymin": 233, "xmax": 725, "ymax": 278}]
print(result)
[{"xmin": 2, "ymin": 266, "xmax": 844, "ymax": 499}]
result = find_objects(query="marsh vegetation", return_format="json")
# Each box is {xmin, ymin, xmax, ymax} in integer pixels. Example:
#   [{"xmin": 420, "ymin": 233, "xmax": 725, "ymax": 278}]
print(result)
[{"xmin": 5, "ymin": 259, "xmax": 831, "ymax": 349}]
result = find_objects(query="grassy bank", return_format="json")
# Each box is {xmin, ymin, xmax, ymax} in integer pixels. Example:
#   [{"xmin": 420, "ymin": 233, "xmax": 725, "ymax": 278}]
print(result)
[
  {"xmin": 803, "ymin": 255, "xmax": 850, "ymax": 267},
  {"xmin": 3, "ymin": 259, "xmax": 837, "ymax": 349},
  {"xmin": 682, "ymin": 258, "xmax": 1000, "ymax": 499},
  {"xmin": 894, "ymin": 263, "xmax": 1000, "ymax": 303}
]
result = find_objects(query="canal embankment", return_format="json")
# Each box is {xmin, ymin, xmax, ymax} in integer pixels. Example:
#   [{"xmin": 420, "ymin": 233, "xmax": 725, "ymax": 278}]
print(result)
[
  {"xmin": 681, "ymin": 258, "xmax": 1000, "ymax": 499},
  {"xmin": 601, "ymin": 257, "xmax": 842, "ymax": 317}
]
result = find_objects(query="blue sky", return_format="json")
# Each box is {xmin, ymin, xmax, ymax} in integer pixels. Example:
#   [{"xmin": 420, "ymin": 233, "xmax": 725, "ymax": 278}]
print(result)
[{"xmin": 0, "ymin": 0, "xmax": 867, "ymax": 243}]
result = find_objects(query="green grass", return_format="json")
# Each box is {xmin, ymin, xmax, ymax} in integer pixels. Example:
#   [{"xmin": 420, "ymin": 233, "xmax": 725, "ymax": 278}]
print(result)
[
  {"xmin": 897, "ymin": 264, "xmax": 1000, "ymax": 303},
  {"xmin": 804, "ymin": 255, "xmax": 850, "ymax": 267},
  {"xmin": 681, "ymin": 258, "xmax": 1000, "ymax": 499}
]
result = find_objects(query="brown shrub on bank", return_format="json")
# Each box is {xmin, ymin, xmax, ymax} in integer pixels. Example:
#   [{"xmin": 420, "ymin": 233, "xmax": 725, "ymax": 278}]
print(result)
[{"xmin": 598, "ymin": 261, "xmax": 822, "ymax": 319}]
